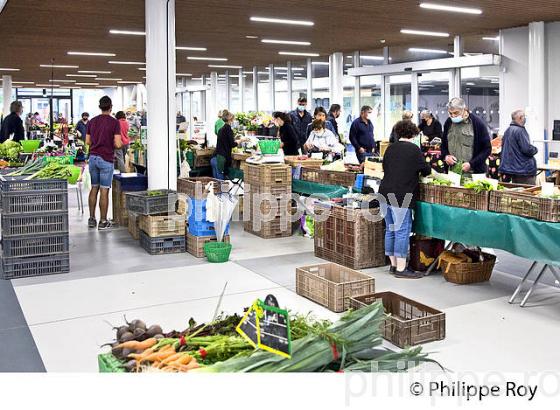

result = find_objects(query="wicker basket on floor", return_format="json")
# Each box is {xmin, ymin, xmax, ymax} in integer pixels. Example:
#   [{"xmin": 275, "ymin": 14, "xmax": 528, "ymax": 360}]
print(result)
[{"xmin": 439, "ymin": 252, "xmax": 496, "ymax": 284}]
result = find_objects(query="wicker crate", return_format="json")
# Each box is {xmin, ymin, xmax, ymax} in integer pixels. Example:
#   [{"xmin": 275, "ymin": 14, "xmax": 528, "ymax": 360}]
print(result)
[
  {"xmin": 243, "ymin": 219, "xmax": 293, "ymax": 239},
  {"xmin": 139, "ymin": 231, "xmax": 186, "ymax": 255},
  {"xmin": 1, "ymin": 212, "xmax": 69, "ymax": 238},
  {"xmin": 139, "ymin": 213, "xmax": 186, "ymax": 237},
  {"xmin": 0, "ymin": 176, "xmax": 67, "ymax": 193},
  {"xmin": 244, "ymin": 183, "xmax": 292, "ymax": 197},
  {"xmin": 1, "ymin": 253, "xmax": 70, "ymax": 280},
  {"xmin": 194, "ymin": 148, "xmax": 215, "ymax": 168},
  {"xmin": 314, "ymin": 205, "xmax": 386, "ymax": 270},
  {"xmin": 1, "ymin": 233, "xmax": 69, "ymax": 258},
  {"xmin": 0, "ymin": 190, "xmax": 68, "ymax": 215},
  {"xmin": 418, "ymin": 183, "xmax": 441, "ymax": 204},
  {"xmin": 300, "ymin": 167, "xmax": 322, "ymax": 183},
  {"xmin": 438, "ymin": 186, "xmax": 489, "ymax": 211},
  {"xmin": 128, "ymin": 211, "xmax": 140, "ymax": 240},
  {"xmin": 349, "ymin": 292, "xmax": 446, "ymax": 348},
  {"xmin": 284, "ymin": 156, "xmax": 324, "ymax": 169},
  {"xmin": 125, "ymin": 190, "xmax": 178, "ymax": 215},
  {"xmin": 489, "ymin": 187, "xmax": 559, "ymax": 222},
  {"xmin": 186, "ymin": 233, "xmax": 231, "ymax": 258},
  {"xmin": 177, "ymin": 177, "xmax": 228, "ymax": 200},
  {"xmin": 439, "ymin": 252, "xmax": 496, "ymax": 284},
  {"xmin": 296, "ymin": 263, "xmax": 375, "ymax": 313},
  {"xmin": 112, "ymin": 181, "xmax": 128, "ymax": 226},
  {"xmin": 244, "ymin": 194, "xmax": 293, "ymax": 216},
  {"xmin": 300, "ymin": 167, "xmax": 357, "ymax": 187},
  {"xmin": 244, "ymin": 163, "xmax": 291, "ymax": 187}
]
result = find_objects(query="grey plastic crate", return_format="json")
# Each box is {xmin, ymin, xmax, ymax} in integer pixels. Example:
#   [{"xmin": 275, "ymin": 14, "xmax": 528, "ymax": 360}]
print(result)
[
  {"xmin": 139, "ymin": 231, "xmax": 185, "ymax": 255},
  {"xmin": 1, "ymin": 253, "xmax": 70, "ymax": 280},
  {"xmin": 125, "ymin": 190, "xmax": 178, "ymax": 215},
  {"xmin": 0, "ymin": 190, "xmax": 68, "ymax": 215},
  {"xmin": 0, "ymin": 176, "xmax": 67, "ymax": 193},
  {"xmin": 1, "ymin": 233, "xmax": 69, "ymax": 258},
  {"xmin": 1, "ymin": 212, "xmax": 69, "ymax": 238}
]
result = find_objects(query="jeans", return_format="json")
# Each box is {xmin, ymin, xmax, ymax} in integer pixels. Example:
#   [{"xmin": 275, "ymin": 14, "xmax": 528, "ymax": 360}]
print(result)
[
  {"xmin": 115, "ymin": 144, "xmax": 129, "ymax": 173},
  {"xmin": 210, "ymin": 156, "xmax": 225, "ymax": 180},
  {"xmin": 504, "ymin": 174, "xmax": 537, "ymax": 186},
  {"xmin": 89, "ymin": 155, "xmax": 114, "ymax": 189},
  {"xmin": 384, "ymin": 205, "xmax": 413, "ymax": 258}
]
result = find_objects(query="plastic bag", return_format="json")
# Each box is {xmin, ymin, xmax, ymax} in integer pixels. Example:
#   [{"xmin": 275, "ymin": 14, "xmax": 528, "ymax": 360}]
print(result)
[
  {"xmin": 82, "ymin": 165, "xmax": 91, "ymax": 191},
  {"xmin": 179, "ymin": 158, "xmax": 191, "ymax": 178}
]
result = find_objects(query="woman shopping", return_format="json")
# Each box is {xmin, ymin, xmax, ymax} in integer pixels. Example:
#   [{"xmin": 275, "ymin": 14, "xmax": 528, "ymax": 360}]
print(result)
[
  {"xmin": 272, "ymin": 111, "xmax": 300, "ymax": 156},
  {"xmin": 379, "ymin": 120, "xmax": 432, "ymax": 279},
  {"xmin": 304, "ymin": 119, "xmax": 344, "ymax": 157},
  {"xmin": 211, "ymin": 111, "xmax": 239, "ymax": 180},
  {"xmin": 115, "ymin": 111, "xmax": 130, "ymax": 172}
]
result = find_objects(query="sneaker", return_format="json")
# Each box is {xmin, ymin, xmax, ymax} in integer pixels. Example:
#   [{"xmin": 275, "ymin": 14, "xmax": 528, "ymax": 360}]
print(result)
[
  {"xmin": 98, "ymin": 220, "xmax": 114, "ymax": 231},
  {"xmin": 389, "ymin": 266, "xmax": 397, "ymax": 274},
  {"xmin": 394, "ymin": 268, "xmax": 423, "ymax": 279},
  {"xmin": 88, "ymin": 217, "xmax": 97, "ymax": 229}
]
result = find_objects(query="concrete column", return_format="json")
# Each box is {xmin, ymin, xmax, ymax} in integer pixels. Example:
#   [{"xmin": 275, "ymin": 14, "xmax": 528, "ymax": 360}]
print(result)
[
  {"xmin": 383, "ymin": 47, "xmax": 390, "ymax": 65},
  {"xmin": 411, "ymin": 72, "xmax": 419, "ymax": 124},
  {"xmin": 269, "ymin": 64, "xmax": 275, "ymax": 112},
  {"xmin": 145, "ymin": 0, "xmax": 177, "ymax": 190},
  {"xmin": 208, "ymin": 71, "xmax": 218, "ymax": 143},
  {"xmin": 2, "ymin": 75, "xmax": 12, "ymax": 117},
  {"xmin": 329, "ymin": 52, "xmax": 344, "ymax": 107},
  {"xmin": 225, "ymin": 71, "xmax": 231, "ymax": 110},
  {"xmin": 382, "ymin": 75, "xmax": 391, "ymax": 140},
  {"xmin": 252, "ymin": 67, "xmax": 259, "ymax": 111},
  {"xmin": 528, "ymin": 21, "xmax": 546, "ymax": 164},
  {"xmin": 353, "ymin": 51, "xmax": 361, "ymax": 120},
  {"xmin": 286, "ymin": 61, "xmax": 293, "ymax": 108},
  {"xmin": 306, "ymin": 58, "xmax": 313, "ymax": 103},
  {"xmin": 449, "ymin": 36, "xmax": 463, "ymax": 99},
  {"xmin": 239, "ymin": 68, "xmax": 245, "ymax": 112}
]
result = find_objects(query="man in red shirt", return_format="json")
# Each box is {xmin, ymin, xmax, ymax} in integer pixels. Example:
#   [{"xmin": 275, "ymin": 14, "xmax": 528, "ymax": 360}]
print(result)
[{"xmin": 86, "ymin": 96, "xmax": 123, "ymax": 230}]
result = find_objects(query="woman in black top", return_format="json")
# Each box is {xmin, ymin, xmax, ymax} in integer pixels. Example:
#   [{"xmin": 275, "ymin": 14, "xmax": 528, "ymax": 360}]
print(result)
[
  {"xmin": 379, "ymin": 120, "xmax": 432, "ymax": 279},
  {"xmin": 273, "ymin": 112, "xmax": 299, "ymax": 156},
  {"xmin": 211, "ymin": 111, "xmax": 238, "ymax": 180},
  {"xmin": 419, "ymin": 110, "xmax": 443, "ymax": 142}
]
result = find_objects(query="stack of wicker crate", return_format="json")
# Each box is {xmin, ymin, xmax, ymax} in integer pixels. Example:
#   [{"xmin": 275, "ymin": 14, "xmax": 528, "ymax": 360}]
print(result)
[
  {"xmin": 125, "ymin": 190, "xmax": 185, "ymax": 255},
  {"xmin": 0, "ymin": 177, "xmax": 70, "ymax": 279},
  {"xmin": 177, "ymin": 177, "xmax": 230, "ymax": 258},
  {"xmin": 243, "ymin": 163, "xmax": 293, "ymax": 239}
]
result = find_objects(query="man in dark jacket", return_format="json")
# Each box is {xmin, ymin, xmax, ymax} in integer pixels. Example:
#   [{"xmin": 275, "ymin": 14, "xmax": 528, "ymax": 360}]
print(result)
[
  {"xmin": 327, "ymin": 104, "xmax": 341, "ymax": 137},
  {"xmin": 499, "ymin": 109, "xmax": 538, "ymax": 185},
  {"xmin": 290, "ymin": 97, "xmax": 312, "ymax": 149},
  {"xmin": 75, "ymin": 112, "xmax": 89, "ymax": 140},
  {"xmin": 305, "ymin": 106, "xmax": 337, "ymax": 139},
  {"xmin": 0, "ymin": 101, "xmax": 25, "ymax": 143},
  {"xmin": 441, "ymin": 98, "xmax": 491, "ymax": 174},
  {"xmin": 349, "ymin": 105, "xmax": 375, "ymax": 163}
]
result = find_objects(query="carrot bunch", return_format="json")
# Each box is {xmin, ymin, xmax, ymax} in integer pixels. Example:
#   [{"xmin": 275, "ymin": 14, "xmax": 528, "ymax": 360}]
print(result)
[{"xmin": 127, "ymin": 342, "xmax": 200, "ymax": 373}]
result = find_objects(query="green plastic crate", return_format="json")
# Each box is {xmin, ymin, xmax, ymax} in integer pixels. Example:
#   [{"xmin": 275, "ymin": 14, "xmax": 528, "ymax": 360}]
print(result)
[
  {"xmin": 20, "ymin": 140, "xmax": 41, "ymax": 153},
  {"xmin": 204, "ymin": 242, "xmax": 232, "ymax": 263},
  {"xmin": 258, "ymin": 140, "xmax": 281, "ymax": 155},
  {"xmin": 98, "ymin": 353, "xmax": 126, "ymax": 373}
]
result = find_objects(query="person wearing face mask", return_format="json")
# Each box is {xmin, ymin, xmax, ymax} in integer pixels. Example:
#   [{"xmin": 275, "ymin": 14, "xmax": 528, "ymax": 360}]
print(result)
[
  {"xmin": 304, "ymin": 119, "xmax": 343, "ymax": 155},
  {"xmin": 499, "ymin": 109, "xmax": 538, "ymax": 185},
  {"xmin": 75, "ymin": 112, "xmax": 90, "ymax": 141},
  {"xmin": 273, "ymin": 111, "xmax": 299, "ymax": 156},
  {"xmin": 441, "ymin": 97, "xmax": 491, "ymax": 174},
  {"xmin": 349, "ymin": 105, "xmax": 375, "ymax": 163},
  {"xmin": 419, "ymin": 110, "xmax": 442, "ymax": 142},
  {"xmin": 290, "ymin": 97, "xmax": 313, "ymax": 149},
  {"xmin": 327, "ymin": 104, "xmax": 341, "ymax": 137},
  {"xmin": 305, "ymin": 107, "xmax": 337, "ymax": 139}
]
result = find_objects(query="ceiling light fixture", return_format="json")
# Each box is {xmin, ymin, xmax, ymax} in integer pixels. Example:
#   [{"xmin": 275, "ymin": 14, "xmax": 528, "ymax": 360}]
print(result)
[
  {"xmin": 0, "ymin": 67, "xmax": 20, "ymax": 71},
  {"xmin": 408, "ymin": 47, "xmax": 449, "ymax": 54},
  {"xmin": 96, "ymin": 78, "xmax": 123, "ymax": 81},
  {"xmin": 261, "ymin": 39, "xmax": 311, "ymax": 46},
  {"xmin": 36, "ymin": 84, "xmax": 60, "ymax": 87},
  {"xmin": 97, "ymin": 85, "xmax": 118, "ymax": 88},
  {"xmin": 466, "ymin": 82, "xmax": 476, "ymax": 86},
  {"xmin": 75, "ymin": 82, "xmax": 99, "ymax": 86},
  {"xmin": 66, "ymin": 74, "xmax": 97, "ymax": 78},
  {"xmin": 117, "ymin": 81, "xmax": 140, "ymax": 84},
  {"xmin": 483, "ymin": 36, "xmax": 500, "ymax": 41},
  {"xmin": 245, "ymin": 35, "xmax": 258, "ymax": 39},
  {"xmin": 68, "ymin": 51, "xmax": 116, "ymax": 57},
  {"xmin": 361, "ymin": 55, "xmax": 385, "ymax": 61},
  {"xmin": 176, "ymin": 46, "xmax": 207, "ymax": 51},
  {"xmin": 208, "ymin": 65, "xmax": 243, "ymax": 69},
  {"xmin": 311, "ymin": 62, "xmax": 329, "ymax": 66},
  {"xmin": 400, "ymin": 29, "xmax": 449, "ymax": 37},
  {"xmin": 278, "ymin": 51, "xmax": 320, "ymax": 57},
  {"xmin": 250, "ymin": 17, "xmax": 314, "ymax": 26},
  {"xmin": 109, "ymin": 61, "xmax": 145, "ymax": 65},
  {"xmin": 40, "ymin": 64, "xmax": 79, "ymax": 69},
  {"xmin": 12, "ymin": 81, "xmax": 34, "ymax": 84},
  {"xmin": 187, "ymin": 57, "xmax": 228, "ymax": 61},
  {"xmin": 78, "ymin": 70, "xmax": 112, "ymax": 74},
  {"xmin": 177, "ymin": 73, "xmax": 193, "ymax": 76},
  {"xmin": 109, "ymin": 29, "xmax": 145, "ymax": 36},
  {"xmin": 419, "ymin": 3, "xmax": 482, "ymax": 15},
  {"xmin": 138, "ymin": 68, "xmax": 147, "ymax": 71},
  {"xmin": 49, "ymin": 79, "xmax": 77, "ymax": 83}
]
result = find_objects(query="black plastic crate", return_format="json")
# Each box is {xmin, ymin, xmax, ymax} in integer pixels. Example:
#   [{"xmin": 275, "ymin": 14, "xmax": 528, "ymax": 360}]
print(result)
[
  {"xmin": 1, "ymin": 253, "xmax": 70, "ymax": 280},
  {"xmin": 1, "ymin": 212, "xmax": 69, "ymax": 238},
  {"xmin": 1, "ymin": 233, "xmax": 69, "ymax": 258},
  {"xmin": 113, "ymin": 173, "xmax": 148, "ymax": 192},
  {"xmin": 0, "ymin": 176, "xmax": 67, "ymax": 193},
  {"xmin": 139, "ymin": 231, "xmax": 185, "ymax": 255},
  {"xmin": 125, "ymin": 190, "xmax": 178, "ymax": 215},
  {"xmin": 0, "ymin": 190, "xmax": 68, "ymax": 214}
]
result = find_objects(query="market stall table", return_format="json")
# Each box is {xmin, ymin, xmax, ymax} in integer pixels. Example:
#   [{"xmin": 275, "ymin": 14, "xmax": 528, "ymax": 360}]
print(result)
[
  {"xmin": 538, "ymin": 164, "xmax": 560, "ymax": 185},
  {"xmin": 414, "ymin": 201, "xmax": 560, "ymax": 307}
]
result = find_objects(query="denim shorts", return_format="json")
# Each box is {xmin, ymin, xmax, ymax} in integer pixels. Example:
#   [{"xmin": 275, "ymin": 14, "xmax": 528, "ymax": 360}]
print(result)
[{"xmin": 89, "ymin": 155, "xmax": 114, "ymax": 189}]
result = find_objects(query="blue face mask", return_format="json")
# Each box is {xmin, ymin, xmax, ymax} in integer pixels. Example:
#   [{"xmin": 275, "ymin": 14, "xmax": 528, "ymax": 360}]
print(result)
[
  {"xmin": 451, "ymin": 116, "xmax": 464, "ymax": 124},
  {"xmin": 297, "ymin": 105, "xmax": 306, "ymax": 112}
]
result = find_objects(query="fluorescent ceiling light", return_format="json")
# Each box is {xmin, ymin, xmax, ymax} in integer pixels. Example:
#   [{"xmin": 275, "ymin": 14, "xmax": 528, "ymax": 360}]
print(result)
[
  {"xmin": 66, "ymin": 74, "xmax": 97, "ymax": 78},
  {"xmin": 36, "ymin": 84, "xmax": 60, "ymax": 87},
  {"xmin": 250, "ymin": 17, "xmax": 314, "ymax": 26},
  {"xmin": 187, "ymin": 56, "xmax": 228, "ymax": 61},
  {"xmin": 483, "ymin": 36, "xmax": 500, "ymax": 41},
  {"xmin": 268, "ymin": 66, "xmax": 304, "ymax": 71},
  {"xmin": 40, "ymin": 64, "xmax": 79, "ymax": 69},
  {"xmin": 110, "ymin": 29, "xmax": 145, "ymax": 36},
  {"xmin": 344, "ymin": 64, "xmax": 352, "ymax": 67},
  {"xmin": 97, "ymin": 85, "xmax": 118, "ymax": 88},
  {"xmin": 261, "ymin": 39, "xmax": 311, "ymax": 46},
  {"xmin": 75, "ymin": 82, "xmax": 99, "ymax": 86},
  {"xmin": 419, "ymin": 84, "xmax": 434, "ymax": 87},
  {"xmin": 176, "ymin": 46, "xmax": 207, "ymax": 51},
  {"xmin": 408, "ymin": 47, "xmax": 449, "ymax": 54},
  {"xmin": 0, "ymin": 67, "xmax": 20, "ymax": 71},
  {"xmin": 177, "ymin": 73, "xmax": 193, "ymax": 76},
  {"xmin": 117, "ymin": 81, "xmax": 140, "ymax": 84},
  {"xmin": 278, "ymin": 51, "xmax": 320, "ymax": 57},
  {"xmin": 13, "ymin": 81, "xmax": 34, "ymax": 84},
  {"xmin": 96, "ymin": 78, "xmax": 123, "ymax": 81},
  {"xmin": 49, "ymin": 79, "xmax": 77, "ymax": 83},
  {"xmin": 67, "ymin": 86, "xmax": 81, "ymax": 89},
  {"xmin": 400, "ymin": 29, "xmax": 449, "ymax": 37},
  {"xmin": 419, "ymin": 3, "xmax": 482, "ymax": 15},
  {"xmin": 109, "ymin": 61, "xmax": 145, "ymax": 65},
  {"xmin": 78, "ymin": 70, "xmax": 112, "ymax": 74},
  {"xmin": 68, "ymin": 51, "xmax": 116, "ymax": 57},
  {"xmin": 361, "ymin": 55, "xmax": 384, "ymax": 61},
  {"xmin": 245, "ymin": 35, "xmax": 258, "ymax": 39},
  {"xmin": 192, "ymin": 77, "xmax": 203, "ymax": 80},
  {"xmin": 466, "ymin": 82, "xmax": 476, "ymax": 86},
  {"xmin": 312, "ymin": 62, "xmax": 329, "ymax": 66},
  {"xmin": 208, "ymin": 65, "xmax": 243, "ymax": 69},
  {"xmin": 242, "ymin": 71, "xmax": 254, "ymax": 74},
  {"xmin": 138, "ymin": 68, "xmax": 147, "ymax": 71}
]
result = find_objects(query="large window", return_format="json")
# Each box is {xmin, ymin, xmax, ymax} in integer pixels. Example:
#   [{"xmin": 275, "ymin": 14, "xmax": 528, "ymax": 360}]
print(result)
[
  {"xmin": 388, "ymin": 74, "xmax": 412, "ymax": 136},
  {"xmin": 216, "ymin": 74, "xmax": 228, "ymax": 112},
  {"xmin": 291, "ymin": 61, "xmax": 307, "ymax": 109},
  {"xmin": 243, "ymin": 71, "xmax": 255, "ymax": 112},
  {"xmin": 461, "ymin": 66, "xmax": 500, "ymax": 133},
  {"xmin": 257, "ymin": 67, "xmax": 271, "ymax": 113},
  {"xmin": 360, "ymin": 75, "xmax": 383, "ymax": 140},
  {"xmin": 229, "ymin": 72, "xmax": 241, "ymax": 114},
  {"xmin": 342, "ymin": 54, "xmax": 356, "ymax": 135},
  {"xmin": 312, "ymin": 58, "xmax": 329, "ymax": 109},
  {"xmin": 419, "ymin": 71, "xmax": 451, "ymax": 124},
  {"xmin": 274, "ymin": 66, "xmax": 290, "ymax": 112}
]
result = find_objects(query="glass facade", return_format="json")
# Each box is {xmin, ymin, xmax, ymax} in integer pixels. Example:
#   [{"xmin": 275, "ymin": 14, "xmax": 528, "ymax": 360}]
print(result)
[
  {"xmin": 419, "ymin": 71, "xmax": 451, "ymax": 124},
  {"xmin": 461, "ymin": 66, "xmax": 500, "ymax": 134}
]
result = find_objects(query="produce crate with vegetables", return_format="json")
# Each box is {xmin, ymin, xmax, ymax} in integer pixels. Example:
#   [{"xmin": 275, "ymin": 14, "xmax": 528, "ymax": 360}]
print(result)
[
  {"xmin": 284, "ymin": 156, "xmax": 324, "ymax": 169},
  {"xmin": 489, "ymin": 186, "xmax": 559, "ymax": 222},
  {"xmin": 125, "ymin": 190, "xmax": 178, "ymax": 215},
  {"xmin": 349, "ymin": 292, "xmax": 446, "ymax": 348},
  {"xmin": 296, "ymin": 262, "xmax": 375, "ymax": 313},
  {"xmin": 186, "ymin": 233, "xmax": 230, "ymax": 258},
  {"xmin": 139, "ymin": 231, "xmax": 186, "ymax": 255},
  {"xmin": 194, "ymin": 148, "xmax": 215, "ymax": 168},
  {"xmin": 139, "ymin": 213, "xmax": 186, "ymax": 238}
]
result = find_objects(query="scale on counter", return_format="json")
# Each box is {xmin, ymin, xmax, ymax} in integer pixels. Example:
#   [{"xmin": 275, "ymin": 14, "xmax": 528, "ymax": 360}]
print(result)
[{"xmin": 245, "ymin": 153, "xmax": 285, "ymax": 165}]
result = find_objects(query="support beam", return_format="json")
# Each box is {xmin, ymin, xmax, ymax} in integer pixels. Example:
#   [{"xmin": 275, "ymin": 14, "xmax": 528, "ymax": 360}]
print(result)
[
  {"xmin": 306, "ymin": 58, "xmax": 313, "ymax": 103},
  {"xmin": 252, "ymin": 67, "xmax": 259, "ymax": 111},
  {"xmin": 269, "ymin": 64, "xmax": 275, "ymax": 112},
  {"xmin": 449, "ymin": 36, "xmax": 463, "ymax": 99},
  {"xmin": 239, "ymin": 68, "xmax": 245, "ymax": 112},
  {"xmin": 2, "ymin": 75, "xmax": 12, "ymax": 117},
  {"xmin": 353, "ymin": 51, "xmax": 361, "ymax": 120},
  {"xmin": 528, "ymin": 21, "xmax": 546, "ymax": 165},
  {"xmin": 382, "ymin": 75, "xmax": 391, "ymax": 140},
  {"xmin": 209, "ymin": 71, "xmax": 218, "ymax": 142},
  {"xmin": 383, "ymin": 47, "xmax": 390, "ymax": 65},
  {"xmin": 329, "ymin": 52, "xmax": 344, "ymax": 107},
  {"xmin": 411, "ymin": 72, "xmax": 419, "ymax": 124},
  {"xmin": 286, "ymin": 61, "xmax": 293, "ymax": 109},
  {"xmin": 145, "ymin": 0, "xmax": 177, "ymax": 190},
  {"xmin": 225, "ymin": 70, "xmax": 231, "ymax": 110}
]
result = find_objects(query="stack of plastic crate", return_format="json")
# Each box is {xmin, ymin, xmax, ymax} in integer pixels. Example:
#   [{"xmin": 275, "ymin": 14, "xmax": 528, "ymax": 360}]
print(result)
[
  {"xmin": 112, "ymin": 173, "xmax": 148, "ymax": 228},
  {"xmin": 0, "ymin": 177, "xmax": 70, "ymax": 279}
]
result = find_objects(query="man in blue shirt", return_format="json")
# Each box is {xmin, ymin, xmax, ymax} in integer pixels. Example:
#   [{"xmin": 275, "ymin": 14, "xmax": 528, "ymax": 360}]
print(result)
[
  {"xmin": 290, "ymin": 97, "xmax": 313, "ymax": 150},
  {"xmin": 75, "ymin": 112, "xmax": 89, "ymax": 140},
  {"xmin": 349, "ymin": 105, "xmax": 375, "ymax": 163}
]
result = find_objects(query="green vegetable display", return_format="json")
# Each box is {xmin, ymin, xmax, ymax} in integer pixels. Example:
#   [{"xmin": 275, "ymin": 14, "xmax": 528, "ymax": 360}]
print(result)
[
  {"xmin": 431, "ymin": 178, "xmax": 452, "ymax": 187},
  {"xmin": 0, "ymin": 140, "xmax": 23, "ymax": 160},
  {"xmin": 463, "ymin": 180, "xmax": 496, "ymax": 193},
  {"xmin": 147, "ymin": 190, "xmax": 165, "ymax": 197},
  {"xmin": 27, "ymin": 162, "xmax": 72, "ymax": 180},
  {"xmin": 450, "ymin": 161, "xmax": 464, "ymax": 176}
]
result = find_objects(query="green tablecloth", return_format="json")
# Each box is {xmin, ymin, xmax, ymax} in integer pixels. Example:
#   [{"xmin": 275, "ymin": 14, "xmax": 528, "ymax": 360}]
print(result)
[
  {"xmin": 292, "ymin": 180, "xmax": 348, "ymax": 199},
  {"xmin": 414, "ymin": 202, "xmax": 560, "ymax": 266}
]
